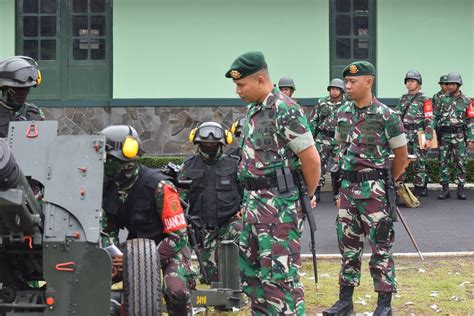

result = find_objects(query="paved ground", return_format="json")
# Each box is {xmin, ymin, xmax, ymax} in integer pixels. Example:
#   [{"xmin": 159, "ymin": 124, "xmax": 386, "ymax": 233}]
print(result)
[{"xmin": 301, "ymin": 189, "xmax": 474, "ymax": 255}]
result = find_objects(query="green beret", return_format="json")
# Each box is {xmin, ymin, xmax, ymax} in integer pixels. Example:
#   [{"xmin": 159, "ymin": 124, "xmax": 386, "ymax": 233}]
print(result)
[
  {"xmin": 438, "ymin": 75, "xmax": 448, "ymax": 84},
  {"xmin": 225, "ymin": 51, "xmax": 267, "ymax": 79},
  {"xmin": 342, "ymin": 61, "xmax": 376, "ymax": 77}
]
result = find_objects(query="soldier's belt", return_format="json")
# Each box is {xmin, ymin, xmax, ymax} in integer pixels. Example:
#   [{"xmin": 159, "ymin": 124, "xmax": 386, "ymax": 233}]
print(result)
[
  {"xmin": 320, "ymin": 130, "xmax": 336, "ymax": 138},
  {"xmin": 439, "ymin": 125, "xmax": 465, "ymax": 134},
  {"xmin": 240, "ymin": 176, "xmax": 279, "ymax": 191},
  {"xmin": 404, "ymin": 123, "xmax": 421, "ymax": 131},
  {"xmin": 341, "ymin": 169, "xmax": 387, "ymax": 183}
]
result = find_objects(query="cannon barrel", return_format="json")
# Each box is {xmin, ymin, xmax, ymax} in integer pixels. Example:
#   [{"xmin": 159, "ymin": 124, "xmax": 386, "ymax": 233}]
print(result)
[{"xmin": 0, "ymin": 139, "xmax": 42, "ymax": 235}]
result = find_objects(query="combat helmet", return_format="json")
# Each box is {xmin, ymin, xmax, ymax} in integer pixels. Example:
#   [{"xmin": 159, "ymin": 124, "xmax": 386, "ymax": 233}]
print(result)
[
  {"xmin": 445, "ymin": 72, "xmax": 463, "ymax": 86},
  {"xmin": 0, "ymin": 56, "xmax": 41, "ymax": 88},
  {"xmin": 189, "ymin": 121, "xmax": 232, "ymax": 145},
  {"xmin": 327, "ymin": 78, "xmax": 345, "ymax": 92},
  {"xmin": 404, "ymin": 70, "xmax": 422, "ymax": 84},
  {"xmin": 278, "ymin": 76, "xmax": 296, "ymax": 90},
  {"xmin": 101, "ymin": 125, "xmax": 143, "ymax": 161},
  {"xmin": 438, "ymin": 75, "xmax": 448, "ymax": 84}
]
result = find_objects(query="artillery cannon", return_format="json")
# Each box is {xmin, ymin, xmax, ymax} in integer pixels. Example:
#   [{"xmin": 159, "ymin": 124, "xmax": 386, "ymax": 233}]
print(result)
[{"xmin": 0, "ymin": 121, "xmax": 112, "ymax": 315}]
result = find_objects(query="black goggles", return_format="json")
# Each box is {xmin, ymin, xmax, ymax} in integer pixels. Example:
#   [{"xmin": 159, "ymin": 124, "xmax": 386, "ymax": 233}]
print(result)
[{"xmin": 197, "ymin": 126, "xmax": 224, "ymax": 140}]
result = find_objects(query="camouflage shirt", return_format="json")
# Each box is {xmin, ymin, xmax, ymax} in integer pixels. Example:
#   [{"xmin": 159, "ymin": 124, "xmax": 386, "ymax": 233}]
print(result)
[
  {"xmin": 310, "ymin": 95, "xmax": 349, "ymax": 142},
  {"xmin": 335, "ymin": 97, "xmax": 407, "ymax": 199},
  {"xmin": 395, "ymin": 92, "xmax": 434, "ymax": 140},
  {"xmin": 433, "ymin": 92, "xmax": 474, "ymax": 141},
  {"xmin": 335, "ymin": 97, "xmax": 406, "ymax": 172},
  {"xmin": 238, "ymin": 87, "xmax": 314, "ymax": 224},
  {"xmin": 0, "ymin": 102, "xmax": 45, "ymax": 137},
  {"xmin": 432, "ymin": 90, "xmax": 445, "ymax": 108}
]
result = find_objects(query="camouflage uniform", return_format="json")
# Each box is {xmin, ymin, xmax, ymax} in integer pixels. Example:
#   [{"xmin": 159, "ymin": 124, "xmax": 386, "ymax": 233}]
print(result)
[
  {"xmin": 433, "ymin": 93, "xmax": 474, "ymax": 185},
  {"xmin": 395, "ymin": 92, "xmax": 433, "ymax": 187},
  {"xmin": 238, "ymin": 86, "xmax": 314, "ymax": 315},
  {"xmin": 432, "ymin": 90, "xmax": 445, "ymax": 109},
  {"xmin": 101, "ymin": 167, "xmax": 193, "ymax": 315},
  {"xmin": 310, "ymin": 95, "xmax": 348, "ymax": 187},
  {"xmin": 0, "ymin": 102, "xmax": 45, "ymax": 137},
  {"xmin": 334, "ymin": 97, "xmax": 407, "ymax": 293}
]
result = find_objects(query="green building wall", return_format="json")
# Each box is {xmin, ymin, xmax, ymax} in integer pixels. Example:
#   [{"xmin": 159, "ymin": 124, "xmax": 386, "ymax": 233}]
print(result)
[
  {"xmin": 377, "ymin": 0, "xmax": 473, "ymax": 98},
  {"xmin": 0, "ymin": 0, "xmax": 15, "ymax": 59},
  {"xmin": 113, "ymin": 0, "xmax": 330, "ymax": 99}
]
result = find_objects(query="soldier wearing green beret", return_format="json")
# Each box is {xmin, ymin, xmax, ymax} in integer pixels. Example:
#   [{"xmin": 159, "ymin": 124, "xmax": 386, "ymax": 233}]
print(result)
[
  {"xmin": 324, "ymin": 61, "xmax": 409, "ymax": 316},
  {"xmin": 226, "ymin": 51, "xmax": 321, "ymax": 315}
]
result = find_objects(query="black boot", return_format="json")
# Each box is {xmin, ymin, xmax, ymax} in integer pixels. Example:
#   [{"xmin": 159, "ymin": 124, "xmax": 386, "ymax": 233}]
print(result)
[
  {"xmin": 457, "ymin": 185, "xmax": 466, "ymax": 200},
  {"xmin": 421, "ymin": 183, "xmax": 428, "ymax": 196},
  {"xmin": 438, "ymin": 183, "xmax": 450, "ymax": 200},
  {"xmin": 322, "ymin": 286, "xmax": 354, "ymax": 316},
  {"xmin": 315, "ymin": 186, "xmax": 321, "ymax": 202},
  {"xmin": 373, "ymin": 292, "xmax": 392, "ymax": 316},
  {"xmin": 413, "ymin": 185, "xmax": 425, "ymax": 197}
]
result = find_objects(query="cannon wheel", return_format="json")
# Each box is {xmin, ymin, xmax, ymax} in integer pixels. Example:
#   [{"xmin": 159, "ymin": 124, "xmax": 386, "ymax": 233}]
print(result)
[{"xmin": 123, "ymin": 238, "xmax": 161, "ymax": 316}]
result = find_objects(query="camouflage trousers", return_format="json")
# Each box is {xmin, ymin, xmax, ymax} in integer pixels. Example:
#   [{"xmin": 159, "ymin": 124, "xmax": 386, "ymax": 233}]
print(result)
[
  {"xmin": 438, "ymin": 133, "xmax": 467, "ymax": 185},
  {"xmin": 337, "ymin": 190, "xmax": 397, "ymax": 293},
  {"xmin": 198, "ymin": 215, "xmax": 242, "ymax": 283},
  {"xmin": 239, "ymin": 217, "xmax": 305, "ymax": 315},
  {"xmin": 404, "ymin": 131, "xmax": 428, "ymax": 186},
  {"xmin": 316, "ymin": 139, "xmax": 338, "ymax": 186},
  {"xmin": 158, "ymin": 237, "xmax": 194, "ymax": 315}
]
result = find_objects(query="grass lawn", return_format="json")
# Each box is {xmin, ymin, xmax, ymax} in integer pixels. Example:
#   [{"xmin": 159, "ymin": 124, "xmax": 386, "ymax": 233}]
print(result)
[{"xmin": 195, "ymin": 256, "xmax": 473, "ymax": 315}]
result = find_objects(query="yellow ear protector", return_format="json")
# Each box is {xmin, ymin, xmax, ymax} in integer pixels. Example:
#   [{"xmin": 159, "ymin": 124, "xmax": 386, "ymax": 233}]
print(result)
[
  {"xmin": 36, "ymin": 69, "xmax": 42, "ymax": 86},
  {"xmin": 230, "ymin": 121, "xmax": 238, "ymax": 134},
  {"xmin": 122, "ymin": 126, "xmax": 140, "ymax": 159},
  {"xmin": 224, "ymin": 129, "xmax": 233, "ymax": 145},
  {"xmin": 189, "ymin": 127, "xmax": 197, "ymax": 143}
]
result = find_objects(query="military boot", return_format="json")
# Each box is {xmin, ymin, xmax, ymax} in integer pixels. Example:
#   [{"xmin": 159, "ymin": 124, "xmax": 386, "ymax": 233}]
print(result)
[
  {"xmin": 322, "ymin": 285, "xmax": 354, "ymax": 316},
  {"xmin": 457, "ymin": 185, "xmax": 466, "ymax": 200},
  {"xmin": 438, "ymin": 183, "xmax": 450, "ymax": 200},
  {"xmin": 373, "ymin": 292, "xmax": 392, "ymax": 316},
  {"xmin": 315, "ymin": 186, "xmax": 321, "ymax": 202}
]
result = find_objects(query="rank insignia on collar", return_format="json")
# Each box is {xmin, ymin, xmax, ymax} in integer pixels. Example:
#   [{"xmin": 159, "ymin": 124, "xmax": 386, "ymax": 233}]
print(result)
[
  {"xmin": 230, "ymin": 70, "xmax": 242, "ymax": 79},
  {"xmin": 349, "ymin": 65, "xmax": 358, "ymax": 74}
]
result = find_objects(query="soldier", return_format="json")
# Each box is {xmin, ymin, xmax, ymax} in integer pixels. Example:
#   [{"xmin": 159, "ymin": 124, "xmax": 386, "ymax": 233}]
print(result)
[
  {"xmin": 100, "ymin": 125, "xmax": 193, "ymax": 315},
  {"xmin": 324, "ymin": 61, "xmax": 409, "ymax": 316},
  {"xmin": 226, "ymin": 51, "xmax": 321, "ymax": 315},
  {"xmin": 432, "ymin": 74, "xmax": 448, "ymax": 107},
  {"xmin": 178, "ymin": 121, "xmax": 242, "ymax": 284},
  {"xmin": 278, "ymin": 76, "xmax": 296, "ymax": 98},
  {"xmin": 310, "ymin": 78, "xmax": 348, "ymax": 201},
  {"xmin": 433, "ymin": 72, "xmax": 474, "ymax": 200},
  {"xmin": 395, "ymin": 70, "xmax": 433, "ymax": 196},
  {"xmin": 0, "ymin": 56, "xmax": 45, "ymax": 137}
]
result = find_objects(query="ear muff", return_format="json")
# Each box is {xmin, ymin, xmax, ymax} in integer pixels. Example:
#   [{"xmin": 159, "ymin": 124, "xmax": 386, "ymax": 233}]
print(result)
[
  {"xmin": 189, "ymin": 128, "xmax": 197, "ymax": 143},
  {"xmin": 230, "ymin": 121, "xmax": 238, "ymax": 134},
  {"xmin": 122, "ymin": 136, "xmax": 139, "ymax": 159},
  {"xmin": 224, "ymin": 130, "xmax": 233, "ymax": 145},
  {"xmin": 36, "ymin": 69, "xmax": 42, "ymax": 86}
]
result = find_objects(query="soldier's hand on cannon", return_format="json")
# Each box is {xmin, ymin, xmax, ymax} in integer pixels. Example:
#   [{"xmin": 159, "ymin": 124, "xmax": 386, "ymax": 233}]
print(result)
[{"xmin": 111, "ymin": 255, "xmax": 123, "ymax": 282}]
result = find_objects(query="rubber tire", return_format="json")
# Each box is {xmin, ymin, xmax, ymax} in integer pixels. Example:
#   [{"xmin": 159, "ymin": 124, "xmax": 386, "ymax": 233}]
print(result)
[{"xmin": 123, "ymin": 238, "xmax": 161, "ymax": 316}]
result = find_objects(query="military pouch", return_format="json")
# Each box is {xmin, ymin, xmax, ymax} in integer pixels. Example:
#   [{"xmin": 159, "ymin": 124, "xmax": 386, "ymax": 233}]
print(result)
[{"xmin": 376, "ymin": 217, "xmax": 392, "ymax": 244}]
